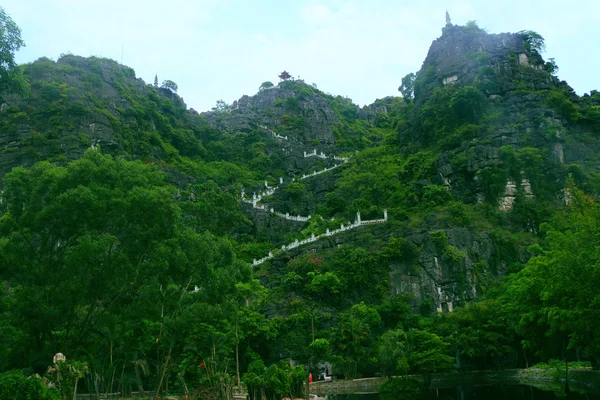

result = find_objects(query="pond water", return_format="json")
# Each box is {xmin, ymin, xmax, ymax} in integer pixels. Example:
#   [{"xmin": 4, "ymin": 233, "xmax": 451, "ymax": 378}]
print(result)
[{"xmin": 328, "ymin": 383, "xmax": 600, "ymax": 400}]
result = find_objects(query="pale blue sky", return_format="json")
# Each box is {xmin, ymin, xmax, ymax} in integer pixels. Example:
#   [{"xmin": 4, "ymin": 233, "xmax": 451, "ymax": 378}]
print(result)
[{"xmin": 4, "ymin": 0, "xmax": 599, "ymax": 111}]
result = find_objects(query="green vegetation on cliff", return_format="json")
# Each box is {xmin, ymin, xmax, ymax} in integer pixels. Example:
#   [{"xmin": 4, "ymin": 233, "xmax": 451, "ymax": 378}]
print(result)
[{"xmin": 1, "ymin": 12, "xmax": 600, "ymax": 398}]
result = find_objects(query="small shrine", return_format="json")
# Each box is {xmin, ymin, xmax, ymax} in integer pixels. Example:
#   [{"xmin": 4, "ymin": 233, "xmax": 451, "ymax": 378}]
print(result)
[{"xmin": 278, "ymin": 71, "xmax": 291, "ymax": 81}]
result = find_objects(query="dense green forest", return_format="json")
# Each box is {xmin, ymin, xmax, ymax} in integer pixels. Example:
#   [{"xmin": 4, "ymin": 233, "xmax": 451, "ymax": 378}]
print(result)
[{"xmin": 1, "ymin": 8, "xmax": 600, "ymax": 400}]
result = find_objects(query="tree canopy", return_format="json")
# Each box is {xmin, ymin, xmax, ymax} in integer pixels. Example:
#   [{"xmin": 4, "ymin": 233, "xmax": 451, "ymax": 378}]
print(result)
[
  {"xmin": 0, "ymin": 151, "xmax": 253, "ymax": 393},
  {"xmin": 161, "ymin": 79, "xmax": 178, "ymax": 92},
  {"xmin": 399, "ymin": 73, "xmax": 415, "ymax": 101},
  {"xmin": 259, "ymin": 81, "xmax": 274, "ymax": 91},
  {"xmin": 0, "ymin": 7, "xmax": 26, "ymax": 95},
  {"xmin": 1, "ymin": 12, "xmax": 600, "ymax": 398},
  {"xmin": 519, "ymin": 30, "xmax": 546, "ymax": 54},
  {"xmin": 503, "ymin": 180, "xmax": 600, "ymax": 367}
]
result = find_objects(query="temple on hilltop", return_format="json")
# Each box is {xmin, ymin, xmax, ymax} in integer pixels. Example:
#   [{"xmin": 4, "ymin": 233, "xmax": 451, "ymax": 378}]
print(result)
[{"xmin": 278, "ymin": 71, "xmax": 291, "ymax": 81}]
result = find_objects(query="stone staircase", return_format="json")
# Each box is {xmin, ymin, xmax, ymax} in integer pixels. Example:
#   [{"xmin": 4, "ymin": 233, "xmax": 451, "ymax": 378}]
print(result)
[{"xmin": 241, "ymin": 128, "xmax": 388, "ymax": 266}]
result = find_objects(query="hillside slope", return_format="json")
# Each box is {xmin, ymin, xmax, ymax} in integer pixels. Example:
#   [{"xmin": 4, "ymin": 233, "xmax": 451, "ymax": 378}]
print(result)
[
  {"xmin": 1, "ymin": 21, "xmax": 600, "ymax": 394},
  {"xmin": 2, "ymin": 25, "xmax": 600, "ymax": 311}
]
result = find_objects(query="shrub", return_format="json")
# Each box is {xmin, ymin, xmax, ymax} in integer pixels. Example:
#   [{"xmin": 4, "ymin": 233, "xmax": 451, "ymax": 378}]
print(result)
[
  {"xmin": 465, "ymin": 20, "xmax": 486, "ymax": 34},
  {"xmin": 242, "ymin": 360, "xmax": 305, "ymax": 400},
  {"xmin": 450, "ymin": 86, "xmax": 486, "ymax": 124},
  {"xmin": 0, "ymin": 370, "xmax": 61, "ymax": 400},
  {"xmin": 259, "ymin": 81, "xmax": 274, "ymax": 91},
  {"xmin": 429, "ymin": 230, "xmax": 466, "ymax": 264},
  {"xmin": 545, "ymin": 90, "xmax": 578, "ymax": 122},
  {"xmin": 422, "ymin": 185, "xmax": 451, "ymax": 206}
]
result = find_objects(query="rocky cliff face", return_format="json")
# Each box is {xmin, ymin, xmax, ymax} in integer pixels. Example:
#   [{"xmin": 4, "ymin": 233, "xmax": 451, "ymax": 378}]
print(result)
[
  {"xmin": 1, "ymin": 26, "xmax": 598, "ymax": 315},
  {"xmin": 406, "ymin": 24, "xmax": 599, "ymax": 213},
  {"xmin": 259, "ymin": 219, "xmax": 520, "ymax": 313},
  {"xmin": 202, "ymin": 80, "xmax": 383, "ymax": 147},
  {"xmin": 238, "ymin": 24, "xmax": 600, "ymax": 312},
  {"xmin": 415, "ymin": 24, "xmax": 545, "ymax": 102},
  {"xmin": 0, "ymin": 55, "xmax": 197, "ymax": 181},
  {"xmin": 202, "ymin": 83, "xmax": 339, "ymax": 144}
]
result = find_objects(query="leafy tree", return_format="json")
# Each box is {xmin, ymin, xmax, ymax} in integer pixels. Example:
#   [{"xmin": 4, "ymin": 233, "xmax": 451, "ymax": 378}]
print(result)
[
  {"xmin": 429, "ymin": 230, "xmax": 466, "ymax": 264},
  {"xmin": 545, "ymin": 58, "xmax": 559, "ymax": 75},
  {"xmin": 544, "ymin": 89, "xmax": 578, "ymax": 121},
  {"xmin": 259, "ymin": 81, "xmax": 274, "ymax": 91},
  {"xmin": 500, "ymin": 271, "xmax": 553, "ymax": 365},
  {"xmin": 0, "ymin": 370, "xmax": 60, "ymax": 400},
  {"xmin": 434, "ymin": 300, "xmax": 519, "ymax": 369},
  {"xmin": 161, "ymin": 79, "xmax": 178, "ymax": 92},
  {"xmin": 404, "ymin": 329, "xmax": 454, "ymax": 373},
  {"xmin": 1, "ymin": 152, "xmax": 179, "ymax": 361},
  {"xmin": 376, "ymin": 294, "xmax": 414, "ymax": 330},
  {"xmin": 332, "ymin": 302, "xmax": 381, "ymax": 378},
  {"xmin": 422, "ymin": 184, "xmax": 451, "ymax": 207},
  {"xmin": 398, "ymin": 73, "xmax": 415, "ymax": 101},
  {"xmin": 269, "ymin": 300, "xmax": 316, "ymax": 396},
  {"xmin": 45, "ymin": 359, "xmax": 89, "ymax": 400},
  {"xmin": 212, "ymin": 99, "xmax": 230, "ymax": 112},
  {"xmin": 377, "ymin": 328, "xmax": 453, "ymax": 376},
  {"xmin": 307, "ymin": 272, "xmax": 341, "ymax": 301},
  {"xmin": 519, "ymin": 30, "xmax": 545, "ymax": 54},
  {"xmin": 465, "ymin": 20, "xmax": 485, "ymax": 34},
  {"xmin": 284, "ymin": 182, "xmax": 306, "ymax": 201},
  {"xmin": 181, "ymin": 180, "xmax": 248, "ymax": 235},
  {"xmin": 0, "ymin": 151, "xmax": 246, "ymax": 393},
  {"xmin": 506, "ymin": 180, "xmax": 600, "ymax": 368},
  {"xmin": 0, "ymin": 7, "xmax": 27, "ymax": 95},
  {"xmin": 377, "ymin": 329, "xmax": 409, "ymax": 376},
  {"xmin": 450, "ymin": 86, "xmax": 486, "ymax": 124},
  {"xmin": 325, "ymin": 192, "xmax": 346, "ymax": 214},
  {"xmin": 243, "ymin": 359, "xmax": 305, "ymax": 400}
]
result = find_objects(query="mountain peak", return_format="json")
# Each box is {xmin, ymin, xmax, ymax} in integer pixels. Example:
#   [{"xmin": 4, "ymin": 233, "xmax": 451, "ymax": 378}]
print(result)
[{"xmin": 414, "ymin": 23, "xmax": 547, "ymax": 102}]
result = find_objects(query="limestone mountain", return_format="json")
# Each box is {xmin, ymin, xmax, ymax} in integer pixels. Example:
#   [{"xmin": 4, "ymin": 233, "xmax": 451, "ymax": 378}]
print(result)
[
  {"xmin": 234, "ymin": 22, "xmax": 600, "ymax": 313},
  {"xmin": 407, "ymin": 23, "xmax": 600, "ymax": 211},
  {"xmin": 202, "ymin": 79, "xmax": 385, "ymax": 145},
  {"xmin": 0, "ymin": 55, "xmax": 207, "ymax": 178},
  {"xmin": 1, "ymin": 23, "xmax": 599, "ymax": 314},
  {"xmin": 2, "ymin": 19, "xmax": 600, "ymax": 387}
]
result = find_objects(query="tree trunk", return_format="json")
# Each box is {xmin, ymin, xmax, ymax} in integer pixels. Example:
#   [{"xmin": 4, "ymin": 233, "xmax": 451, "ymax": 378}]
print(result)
[
  {"xmin": 156, "ymin": 281, "xmax": 192, "ymax": 398},
  {"xmin": 157, "ymin": 287, "xmax": 165, "ymax": 385},
  {"xmin": 134, "ymin": 360, "xmax": 144, "ymax": 393},
  {"xmin": 155, "ymin": 345, "xmax": 172, "ymax": 400},
  {"xmin": 305, "ymin": 361, "xmax": 310, "ymax": 400},
  {"xmin": 72, "ymin": 377, "xmax": 79, "ymax": 400},
  {"xmin": 235, "ymin": 317, "xmax": 241, "ymax": 388},
  {"xmin": 311, "ymin": 311, "xmax": 315, "ymax": 343}
]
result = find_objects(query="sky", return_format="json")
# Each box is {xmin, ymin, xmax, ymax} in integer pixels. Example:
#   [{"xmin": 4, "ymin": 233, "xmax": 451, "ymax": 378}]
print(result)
[{"xmin": 4, "ymin": 0, "xmax": 600, "ymax": 112}]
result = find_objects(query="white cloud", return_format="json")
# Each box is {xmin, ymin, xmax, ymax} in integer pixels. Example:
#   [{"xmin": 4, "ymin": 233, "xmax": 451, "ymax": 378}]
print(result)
[{"xmin": 301, "ymin": 3, "xmax": 331, "ymax": 23}]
